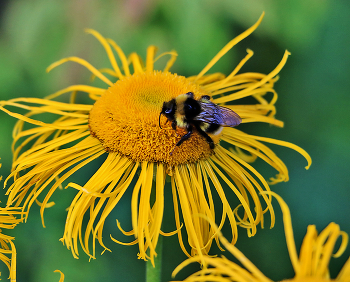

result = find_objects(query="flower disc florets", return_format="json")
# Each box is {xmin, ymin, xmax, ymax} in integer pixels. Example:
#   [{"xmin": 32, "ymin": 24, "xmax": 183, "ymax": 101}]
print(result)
[{"xmin": 89, "ymin": 71, "xmax": 218, "ymax": 166}]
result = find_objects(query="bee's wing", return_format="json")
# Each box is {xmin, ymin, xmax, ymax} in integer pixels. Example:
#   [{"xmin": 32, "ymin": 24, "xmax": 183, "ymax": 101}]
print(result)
[
  {"xmin": 216, "ymin": 105, "xmax": 242, "ymax": 127},
  {"xmin": 195, "ymin": 101, "xmax": 242, "ymax": 127}
]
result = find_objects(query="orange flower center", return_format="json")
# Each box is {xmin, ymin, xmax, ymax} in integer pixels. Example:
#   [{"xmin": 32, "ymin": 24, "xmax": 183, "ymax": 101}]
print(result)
[{"xmin": 88, "ymin": 71, "xmax": 220, "ymax": 166}]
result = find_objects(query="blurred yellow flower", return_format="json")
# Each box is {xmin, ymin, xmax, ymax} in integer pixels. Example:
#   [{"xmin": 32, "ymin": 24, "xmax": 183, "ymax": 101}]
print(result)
[
  {"xmin": 0, "ymin": 207, "xmax": 23, "ymax": 281},
  {"xmin": 173, "ymin": 192, "xmax": 349, "ymax": 282},
  {"xmin": 54, "ymin": 269, "xmax": 65, "ymax": 282},
  {"xmin": 0, "ymin": 13, "xmax": 311, "ymax": 264}
]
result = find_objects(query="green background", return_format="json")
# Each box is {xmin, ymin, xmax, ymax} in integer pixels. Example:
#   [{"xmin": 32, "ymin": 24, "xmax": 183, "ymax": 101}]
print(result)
[{"xmin": 0, "ymin": 0, "xmax": 349, "ymax": 281}]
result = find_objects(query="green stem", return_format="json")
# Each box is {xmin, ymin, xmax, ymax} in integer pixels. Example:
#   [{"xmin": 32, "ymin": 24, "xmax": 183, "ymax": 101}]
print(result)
[{"xmin": 146, "ymin": 235, "xmax": 163, "ymax": 282}]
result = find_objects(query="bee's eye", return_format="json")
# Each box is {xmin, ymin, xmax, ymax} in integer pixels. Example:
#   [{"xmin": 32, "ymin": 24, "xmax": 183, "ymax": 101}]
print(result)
[
  {"xmin": 162, "ymin": 100, "xmax": 175, "ymax": 116},
  {"xmin": 186, "ymin": 92, "xmax": 194, "ymax": 98}
]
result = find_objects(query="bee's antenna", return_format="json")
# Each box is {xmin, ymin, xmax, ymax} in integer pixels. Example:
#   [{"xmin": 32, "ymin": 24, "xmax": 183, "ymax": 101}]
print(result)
[{"xmin": 159, "ymin": 112, "xmax": 163, "ymax": 129}]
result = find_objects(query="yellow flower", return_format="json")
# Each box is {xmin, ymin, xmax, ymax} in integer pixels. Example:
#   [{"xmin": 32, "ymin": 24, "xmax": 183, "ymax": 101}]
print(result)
[
  {"xmin": 0, "ymin": 13, "xmax": 311, "ymax": 264},
  {"xmin": 173, "ymin": 192, "xmax": 349, "ymax": 282},
  {"xmin": 0, "ymin": 207, "xmax": 23, "ymax": 281},
  {"xmin": 54, "ymin": 270, "xmax": 65, "ymax": 282}
]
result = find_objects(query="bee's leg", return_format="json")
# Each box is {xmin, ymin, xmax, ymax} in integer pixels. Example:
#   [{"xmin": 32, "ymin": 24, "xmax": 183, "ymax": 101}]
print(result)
[
  {"xmin": 171, "ymin": 120, "xmax": 179, "ymax": 136},
  {"xmin": 176, "ymin": 124, "xmax": 193, "ymax": 146},
  {"xmin": 170, "ymin": 125, "xmax": 193, "ymax": 155},
  {"xmin": 201, "ymin": 95, "xmax": 211, "ymax": 100},
  {"xmin": 194, "ymin": 123, "xmax": 215, "ymax": 149}
]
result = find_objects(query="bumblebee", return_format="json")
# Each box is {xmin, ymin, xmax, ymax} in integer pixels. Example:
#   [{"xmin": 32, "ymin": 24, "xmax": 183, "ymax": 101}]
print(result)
[{"xmin": 159, "ymin": 92, "xmax": 241, "ymax": 152}]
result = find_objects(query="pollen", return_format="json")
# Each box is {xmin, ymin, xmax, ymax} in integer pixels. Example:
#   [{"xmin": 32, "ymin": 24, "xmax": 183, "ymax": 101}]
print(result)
[{"xmin": 89, "ymin": 71, "xmax": 219, "ymax": 166}]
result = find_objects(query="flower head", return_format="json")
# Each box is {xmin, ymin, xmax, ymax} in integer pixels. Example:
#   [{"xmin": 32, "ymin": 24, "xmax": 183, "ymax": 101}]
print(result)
[
  {"xmin": 0, "ymin": 14, "xmax": 311, "ymax": 264},
  {"xmin": 173, "ymin": 192, "xmax": 349, "ymax": 282}
]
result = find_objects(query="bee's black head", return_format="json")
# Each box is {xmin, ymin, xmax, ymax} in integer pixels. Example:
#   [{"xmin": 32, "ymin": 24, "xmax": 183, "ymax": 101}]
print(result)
[{"xmin": 159, "ymin": 99, "xmax": 176, "ymax": 129}]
